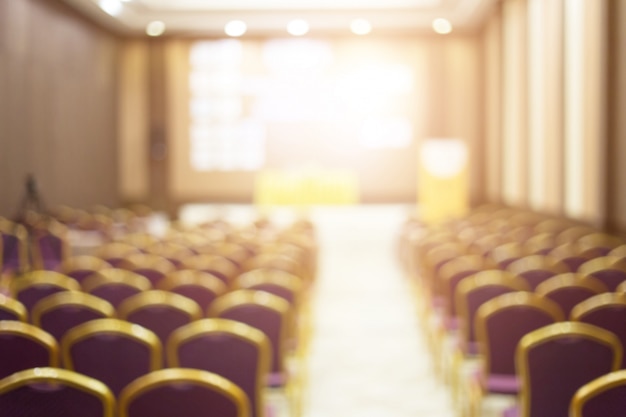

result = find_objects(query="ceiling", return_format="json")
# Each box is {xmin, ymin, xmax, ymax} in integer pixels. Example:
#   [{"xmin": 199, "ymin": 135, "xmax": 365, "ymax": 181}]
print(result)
[{"xmin": 61, "ymin": 0, "xmax": 497, "ymax": 37}]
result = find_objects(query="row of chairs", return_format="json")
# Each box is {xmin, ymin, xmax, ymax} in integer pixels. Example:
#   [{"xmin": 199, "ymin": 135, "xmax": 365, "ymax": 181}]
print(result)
[
  {"xmin": 399, "ymin": 204, "xmax": 626, "ymax": 417},
  {"xmin": 1, "ymin": 207, "xmax": 317, "ymax": 417},
  {"xmin": 0, "ymin": 367, "xmax": 250, "ymax": 417}
]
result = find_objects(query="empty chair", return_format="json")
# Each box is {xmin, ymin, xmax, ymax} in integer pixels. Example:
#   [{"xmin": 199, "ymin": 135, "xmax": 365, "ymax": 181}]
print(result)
[
  {"xmin": 523, "ymin": 233, "xmax": 557, "ymax": 256},
  {"xmin": 578, "ymin": 256, "xmax": 626, "ymax": 291},
  {"xmin": 30, "ymin": 221, "xmax": 70, "ymax": 271},
  {"xmin": 120, "ymin": 233, "xmax": 160, "ymax": 251},
  {"xmin": 571, "ymin": 292, "xmax": 626, "ymax": 368},
  {"xmin": 0, "ymin": 321, "xmax": 58, "ymax": 379},
  {"xmin": 422, "ymin": 242, "xmax": 468, "ymax": 301},
  {"xmin": 118, "ymin": 290, "xmax": 202, "ymax": 345},
  {"xmin": 167, "ymin": 318, "xmax": 270, "ymax": 417},
  {"xmin": 555, "ymin": 226, "xmax": 599, "ymax": 246},
  {"xmin": 119, "ymin": 369, "xmax": 249, "ymax": 417},
  {"xmin": 506, "ymin": 255, "xmax": 570, "ymax": 290},
  {"xmin": 11, "ymin": 271, "xmax": 80, "ymax": 312},
  {"xmin": 144, "ymin": 242, "xmax": 194, "ymax": 269},
  {"xmin": 577, "ymin": 233, "xmax": 624, "ymax": 257},
  {"xmin": 234, "ymin": 268, "xmax": 303, "ymax": 306},
  {"xmin": 475, "ymin": 292, "xmax": 564, "ymax": 394},
  {"xmin": 242, "ymin": 253, "xmax": 302, "ymax": 281},
  {"xmin": 534, "ymin": 218, "xmax": 579, "ymax": 234},
  {"xmin": 82, "ymin": 268, "xmax": 152, "ymax": 308},
  {"xmin": 94, "ymin": 242, "xmax": 142, "ymax": 268},
  {"xmin": 608, "ymin": 244, "xmax": 626, "ymax": 261},
  {"xmin": 570, "ymin": 369, "xmax": 626, "ymax": 417},
  {"xmin": 489, "ymin": 242, "xmax": 525, "ymax": 270},
  {"xmin": 439, "ymin": 254, "xmax": 486, "ymax": 329},
  {"xmin": 63, "ymin": 318, "xmax": 162, "ymax": 396},
  {"xmin": 535, "ymin": 273, "xmax": 607, "ymax": 317},
  {"xmin": 507, "ymin": 322, "xmax": 622, "ymax": 417},
  {"xmin": 59, "ymin": 256, "xmax": 112, "ymax": 285},
  {"xmin": 209, "ymin": 289, "xmax": 290, "ymax": 386},
  {"xmin": 455, "ymin": 270, "xmax": 529, "ymax": 355},
  {"xmin": 158, "ymin": 270, "xmax": 226, "ymax": 312},
  {"xmin": 467, "ymin": 233, "xmax": 504, "ymax": 258},
  {"xmin": 180, "ymin": 254, "xmax": 239, "ymax": 285},
  {"xmin": 31, "ymin": 291, "xmax": 115, "ymax": 341},
  {"xmin": 0, "ymin": 293, "xmax": 28, "ymax": 321},
  {"xmin": 0, "ymin": 219, "xmax": 29, "ymax": 274},
  {"xmin": 0, "ymin": 367, "xmax": 115, "ymax": 417},
  {"xmin": 118, "ymin": 253, "xmax": 176, "ymax": 287},
  {"xmin": 549, "ymin": 243, "xmax": 598, "ymax": 272}
]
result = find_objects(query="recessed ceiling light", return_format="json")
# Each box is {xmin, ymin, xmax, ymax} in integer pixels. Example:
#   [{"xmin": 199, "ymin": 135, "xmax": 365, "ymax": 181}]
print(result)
[
  {"xmin": 432, "ymin": 18, "xmax": 453, "ymax": 34},
  {"xmin": 225, "ymin": 20, "xmax": 247, "ymax": 37},
  {"xmin": 350, "ymin": 19, "xmax": 372, "ymax": 35},
  {"xmin": 99, "ymin": 0, "xmax": 123, "ymax": 16},
  {"xmin": 146, "ymin": 20, "xmax": 166, "ymax": 37},
  {"xmin": 287, "ymin": 19, "xmax": 309, "ymax": 36}
]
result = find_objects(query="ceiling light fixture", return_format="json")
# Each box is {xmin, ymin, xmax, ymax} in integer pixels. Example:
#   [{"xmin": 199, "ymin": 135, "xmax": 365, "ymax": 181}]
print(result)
[
  {"xmin": 225, "ymin": 20, "xmax": 247, "ymax": 37},
  {"xmin": 432, "ymin": 18, "xmax": 453, "ymax": 34},
  {"xmin": 146, "ymin": 20, "xmax": 166, "ymax": 37},
  {"xmin": 99, "ymin": 0, "xmax": 123, "ymax": 16},
  {"xmin": 287, "ymin": 19, "xmax": 310, "ymax": 36},
  {"xmin": 350, "ymin": 19, "xmax": 372, "ymax": 35}
]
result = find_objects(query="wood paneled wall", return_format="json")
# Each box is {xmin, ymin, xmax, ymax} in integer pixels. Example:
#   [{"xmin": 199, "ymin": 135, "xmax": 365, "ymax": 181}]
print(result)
[{"xmin": 0, "ymin": 0, "xmax": 120, "ymax": 217}]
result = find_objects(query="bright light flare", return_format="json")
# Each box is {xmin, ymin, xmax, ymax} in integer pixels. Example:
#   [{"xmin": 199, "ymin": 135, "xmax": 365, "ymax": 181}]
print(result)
[
  {"xmin": 432, "ymin": 18, "xmax": 453, "ymax": 34},
  {"xmin": 146, "ymin": 20, "xmax": 166, "ymax": 37},
  {"xmin": 350, "ymin": 19, "xmax": 372, "ymax": 35},
  {"xmin": 287, "ymin": 19, "xmax": 310, "ymax": 36},
  {"xmin": 225, "ymin": 20, "xmax": 247, "ymax": 37},
  {"xmin": 99, "ymin": 0, "xmax": 123, "ymax": 16}
]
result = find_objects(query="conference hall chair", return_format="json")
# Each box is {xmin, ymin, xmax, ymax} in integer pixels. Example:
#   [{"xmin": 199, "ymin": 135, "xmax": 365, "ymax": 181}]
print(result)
[
  {"xmin": 94, "ymin": 242, "xmax": 142, "ymax": 268},
  {"xmin": 555, "ymin": 226, "xmax": 600, "ymax": 246},
  {"xmin": 570, "ymin": 369, "xmax": 626, "ymax": 417},
  {"xmin": 455, "ymin": 270, "xmax": 529, "ymax": 355},
  {"xmin": 535, "ymin": 273, "xmax": 607, "ymax": 317},
  {"xmin": 438, "ymin": 255, "xmax": 487, "ymax": 330},
  {"xmin": 208, "ymin": 241, "xmax": 252, "ymax": 268},
  {"xmin": 118, "ymin": 253, "xmax": 176, "ymax": 287},
  {"xmin": 523, "ymin": 232, "xmax": 557, "ymax": 256},
  {"xmin": 242, "ymin": 253, "xmax": 303, "ymax": 280},
  {"xmin": 11, "ymin": 271, "xmax": 80, "ymax": 312},
  {"xmin": 548, "ymin": 243, "xmax": 598, "ymax": 272},
  {"xmin": 0, "ymin": 367, "xmax": 115, "ymax": 417},
  {"xmin": 30, "ymin": 220, "xmax": 70, "ymax": 271},
  {"xmin": 0, "ymin": 293, "xmax": 28, "ymax": 321},
  {"xmin": 506, "ymin": 254, "xmax": 570, "ymax": 290},
  {"xmin": 578, "ymin": 256, "xmax": 626, "ymax": 291},
  {"xmin": 0, "ymin": 320, "xmax": 58, "ymax": 379},
  {"xmin": 119, "ymin": 233, "xmax": 160, "ymax": 251},
  {"xmin": 31, "ymin": 291, "xmax": 115, "ymax": 341},
  {"xmin": 577, "ymin": 233, "xmax": 624, "ymax": 257},
  {"xmin": 489, "ymin": 242, "xmax": 525, "ymax": 270},
  {"xmin": 475, "ymin": 292, "xmax": 564, "ymax": 395},
  {"xmin": 608, "ymin": 244, "xmax": 626, "ymax": 260},
  {"xmin": 467, "ymin": 233, "xmax": 504, "ymax": 258},
  {"xmin": 0, "ymin": 218, "xmax": 28, "ymax": 274},
  {"xmin": 167, "ymin": 318, "xmax": 270, "ymax": 417},
  {"xmin": 144, "ymin": 242, "xmax": 194, "ymax": 269},
  {"xmin": 118, "ymin": 290, "xmax": 202, "ymax": 345},
  {"xmin": 210, "ymin": 289, "xmax": 291, "ymax": 387},
  {"xmin": 571, "ymin": 292, "xmax": 626, "ymax": 368},
  {"xmin": 158, "ymin": 269, "xmax": 227, "ymax": 312},
  {"xmin": 180, "ymin": 254, "xmax": 239, "ymax": 286},
  {"xmin": 118, "ymin": 368, "xmax": 249, "ymax": 417},
  {"xmin": 82, "ymin": 268, "xmax": 152, "ymax": 308},
  {"xmin": 505, "ymin": 322, "xmax": 622, "ymax": 417},
  {"xmin": 533, "ymin": 218, "xmax": 580, "ymax": 235},
  {"xmin": 422, "ymin": 241, "xmax": 468, "ymax": 303},
  {"xmin": 62, "ymin": 318, "xmax": 162, "ymax": 396},
  {"xmin": 59, "ymin": 256, "xmax": 112, "ymax": 285}
]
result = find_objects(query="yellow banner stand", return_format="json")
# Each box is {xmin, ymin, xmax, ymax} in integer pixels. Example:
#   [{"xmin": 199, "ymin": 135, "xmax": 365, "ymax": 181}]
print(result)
[{"xmin": 417, "ymin": 138, "xmax": 469, "ymax": 224}]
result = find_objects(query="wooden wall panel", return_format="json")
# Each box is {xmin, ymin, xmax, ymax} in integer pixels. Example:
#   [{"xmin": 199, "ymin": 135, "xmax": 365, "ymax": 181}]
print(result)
[{"xmin": 0, "ymin": 0, "xmax": 119, "ymax": 217}]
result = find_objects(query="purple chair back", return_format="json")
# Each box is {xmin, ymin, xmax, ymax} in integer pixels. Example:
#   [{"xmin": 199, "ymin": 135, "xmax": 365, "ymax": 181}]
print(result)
[
  {"xmin": 517, "ymin": 322, "xmax": 621, "ymax": 417},
  {"xmin": 572, "ymin": 294, "xmax": 626, "ymax": 368},
  {"xmin": 63, "ymin": 319, "xmax": 161, "ymax": 396},
  {"xmin": 519, "ymin": 270, "xmax": 558, "ymax": 290},
  {"xmin": 571, "ymin": 370, "xmax": 626, "ymax": 417},
  {"xmin": 586, "ymin": 269, "xmax": 626, "ymax": 291},
  {"xmin": 90, "ymin": 285, "xmax": 142, "ymax": 308},
  {"xmin": 0, "ymin": 321, "xmax": 58, "ymax": 379},
  {"xmin": 0, "ymin": 368, "xmax": 114, "ymax": 417},
  {"xmin": 35, "ymin": 233, "xmax": 65, "ymax": 270},
  {"xmin": 476, "ymin": 292, "xmax": 563, "ymax": 394},
  {"xmin": 120, "ymin": 369, "xmax": 249, "ymax": 417},
  {"xmin": 2, "ymin": 233, "xmax": 24, "ymax": 273},
  {"xmin": 543, "ymin": 287, "xmax": 602, "ymax": 317},
  {"xmin": 168, "ymin": 320, "xmax": 270, "ymax": 417}
]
